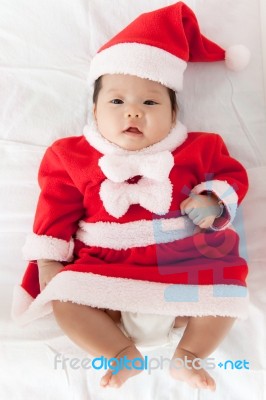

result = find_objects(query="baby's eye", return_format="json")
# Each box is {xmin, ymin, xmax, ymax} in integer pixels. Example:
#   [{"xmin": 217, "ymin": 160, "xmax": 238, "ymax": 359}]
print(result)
[
  {"xmin": 111, "ymin": 99, "xmax": 123, "ymax": 104},
  {"xmin": 144, "ymin": 100, "xmax": 158, "ymax": 105}
]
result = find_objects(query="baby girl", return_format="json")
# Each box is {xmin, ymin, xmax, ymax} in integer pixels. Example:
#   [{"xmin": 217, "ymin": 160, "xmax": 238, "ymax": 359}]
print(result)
[{"xmin": 13, "ymin": 2, "xmax": 250, "ymax": 392}]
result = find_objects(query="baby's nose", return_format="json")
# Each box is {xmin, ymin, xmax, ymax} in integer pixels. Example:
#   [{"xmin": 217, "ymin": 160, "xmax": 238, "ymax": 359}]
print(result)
[{"xmin": 124, "ymin": 108, "xmax": 143, "ymax": 119}]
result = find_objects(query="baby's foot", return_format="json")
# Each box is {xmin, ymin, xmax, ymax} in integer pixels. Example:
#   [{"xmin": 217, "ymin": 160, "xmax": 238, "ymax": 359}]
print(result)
[
  {"xmin": 170, "ymin": 347, "xmax": 216, "ymax": 391},
  {"xmin": 100, "ymin": 344, "xmax": 144, "ymax": 388}
]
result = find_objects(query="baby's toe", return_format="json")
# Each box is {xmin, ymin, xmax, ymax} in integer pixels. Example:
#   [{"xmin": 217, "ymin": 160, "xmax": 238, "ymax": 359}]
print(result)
[
  {"xmin": 207, "ymin": 376, "xmax": 216, "ymax": 392},
  {"xmin": 108, "ymin": 374, "xmax": 123, "ymax": 388},
  {"xmin": 100, "ymin": 370, "xmax": 112, "ymax": 388},
  {"xmin": 190, "ymin": 373, "xmax": 207, "ymax": 389},
  {"xmin": 190, "ymin": 371, "xmax": 216, "ymax": 391}
]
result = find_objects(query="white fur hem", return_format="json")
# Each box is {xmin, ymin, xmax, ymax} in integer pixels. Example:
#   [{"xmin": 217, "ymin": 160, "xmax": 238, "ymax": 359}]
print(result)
[
  {"xmin": 77, "ymin": 217, "xmax": 197, "ymax": 250},
  {"xmin": 22, "ymin": 233, "xmax": 74, "ymax": 262},
  {"xmin": 191, "ymin": 180, "xmax": 238, "ymax": 230},
  {"xmin": 12, "ymin": 271, "xmax": 249, "ymax": 326},
  {"xmin": 89, "ymin": 43, "xmax": 187, "ymax": 92}
]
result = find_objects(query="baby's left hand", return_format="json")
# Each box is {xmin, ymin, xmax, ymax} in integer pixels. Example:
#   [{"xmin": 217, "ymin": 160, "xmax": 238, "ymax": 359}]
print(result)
[{"xmin": 180, "ymin": 193, "xmax": 222, "ymax": 229}]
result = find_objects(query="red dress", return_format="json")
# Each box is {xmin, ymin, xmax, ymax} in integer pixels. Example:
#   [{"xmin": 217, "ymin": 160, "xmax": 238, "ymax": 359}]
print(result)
[{"xmin": 12, "ymin": 122, "xmax": 249, "ymax": 325}]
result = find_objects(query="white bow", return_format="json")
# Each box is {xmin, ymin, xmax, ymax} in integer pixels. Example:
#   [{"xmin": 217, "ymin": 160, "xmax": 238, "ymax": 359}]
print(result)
[
  {"xmin": 99, "ymin": 151, "xmax": 174, "ymax": 182},
  {"xmin": 100, "ymin": 177, "xmax": 173, "ymax": 218}
]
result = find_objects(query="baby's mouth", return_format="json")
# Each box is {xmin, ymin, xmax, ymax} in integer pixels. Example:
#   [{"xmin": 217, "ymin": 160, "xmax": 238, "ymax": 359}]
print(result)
[{"xmin": 123, "ymin": 127, "xmax": 143, "ymax": 135}]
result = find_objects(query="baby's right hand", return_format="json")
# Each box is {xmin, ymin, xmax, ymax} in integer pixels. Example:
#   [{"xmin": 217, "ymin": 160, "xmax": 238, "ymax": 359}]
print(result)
[{"xmin": 37, "ymin": 259, "xmax": 64, "ymax": 292}]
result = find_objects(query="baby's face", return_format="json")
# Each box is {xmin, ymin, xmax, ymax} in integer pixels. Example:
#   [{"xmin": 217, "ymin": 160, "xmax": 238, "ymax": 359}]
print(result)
[{"xmin": 93, "ymin": 74, "xmax": 176, "ymax": 151}]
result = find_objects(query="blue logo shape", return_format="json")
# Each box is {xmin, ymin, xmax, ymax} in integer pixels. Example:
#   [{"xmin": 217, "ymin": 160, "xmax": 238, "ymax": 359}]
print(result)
[
  {"xmin": 151, "ymin": 174, "xmax": 249, "ymax": 302},
  {"xmin": 164, "ymin": 285, "xmax": 199, "ymax": 302}
]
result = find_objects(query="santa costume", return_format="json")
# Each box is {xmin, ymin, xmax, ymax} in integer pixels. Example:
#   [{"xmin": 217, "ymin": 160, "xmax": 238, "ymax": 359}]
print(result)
[{"xmin": 12, "ymin": 2, "xmax": 250, "ymax": 345}]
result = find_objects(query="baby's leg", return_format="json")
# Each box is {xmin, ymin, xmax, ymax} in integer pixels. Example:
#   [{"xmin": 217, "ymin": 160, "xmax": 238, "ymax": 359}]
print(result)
[
  {"xmin": 52, "ymin": 301, "xmax": 142, "ymax": 388},
  {"xmin": 105, "ymin": 309, "xmax": 121, "ymax": 324},
  {"xmin": 170, "ymin": 316, "xmax": 236, "ymax": 391},
  {"xmin": 173, "ymin": 316, "xmax": 189, "ymax": 328}
]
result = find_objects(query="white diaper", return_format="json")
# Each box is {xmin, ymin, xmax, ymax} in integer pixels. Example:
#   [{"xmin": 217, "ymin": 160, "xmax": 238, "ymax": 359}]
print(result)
[{"xmin": 120, "ymin": 311, "xmax": 176, "ymax": 347}]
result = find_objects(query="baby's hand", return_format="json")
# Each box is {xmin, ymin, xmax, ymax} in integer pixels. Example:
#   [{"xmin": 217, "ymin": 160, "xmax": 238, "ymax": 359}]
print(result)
[
  {"xmin": 180, "ymin": 193, "xmax": 222, "ymax": 229},
  {"xmin": 37, "ymin": 259, "xmax": 64, "ymax": 292}
]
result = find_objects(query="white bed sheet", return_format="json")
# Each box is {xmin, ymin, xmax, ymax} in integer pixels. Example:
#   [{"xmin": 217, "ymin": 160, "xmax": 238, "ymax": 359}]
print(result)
[{"xmin": 0, "ymin": 0, "xmax": 266, "ymax": 399}]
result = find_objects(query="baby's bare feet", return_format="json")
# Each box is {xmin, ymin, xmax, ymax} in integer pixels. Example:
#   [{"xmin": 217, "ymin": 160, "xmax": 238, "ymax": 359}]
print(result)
[
  {"xmin": 170, "ymin": 347, "xmax": 216, "ymax": 391},
  {"xmin": 100, "ymin": 344, "xmax": 144, "ymax": 388}
]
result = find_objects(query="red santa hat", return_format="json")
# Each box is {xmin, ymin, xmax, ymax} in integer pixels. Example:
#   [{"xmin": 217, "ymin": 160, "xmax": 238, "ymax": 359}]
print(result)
[{"xmin": 89, "ymin": 1, "xmax": 250, "ymax": 92}]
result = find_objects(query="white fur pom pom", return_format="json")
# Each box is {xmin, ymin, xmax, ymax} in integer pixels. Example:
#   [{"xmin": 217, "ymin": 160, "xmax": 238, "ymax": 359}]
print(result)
[{"xmin": 225, "ymin": 45, "xmax": 250, "ymax": 71}]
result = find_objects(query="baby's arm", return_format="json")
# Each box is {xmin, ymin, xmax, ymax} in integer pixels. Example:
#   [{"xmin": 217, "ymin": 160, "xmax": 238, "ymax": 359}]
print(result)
[
  {"xmin": 180, "ymin": 193, "xmax": 223, "ymax": 229},
  {"xmin": 37, "ymin": 259, "xmax": 64, "ymax": 292},
  {"xmin": 23, "ymin": 143, "xmax": 85, "ymax": 273},
  {"xmin": 178, "ymin": 133, "xmax": 249, "ymax": 231}
]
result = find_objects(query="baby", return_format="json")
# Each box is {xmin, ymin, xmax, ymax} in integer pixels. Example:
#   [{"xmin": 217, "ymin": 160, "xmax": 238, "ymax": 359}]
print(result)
[
  {"xmin": 40, "ymin": 72, "xmax": 239, "ymax": 391},
  {"xmin": 14, "ymin": 2, "xmax": 250, "ymax": 393}
]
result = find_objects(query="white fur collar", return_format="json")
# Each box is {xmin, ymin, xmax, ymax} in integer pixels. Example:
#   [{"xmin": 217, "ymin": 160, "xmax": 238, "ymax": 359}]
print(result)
[{"xmin": 83, "ymin": 116, "xmax": 188, "ymax": 155}]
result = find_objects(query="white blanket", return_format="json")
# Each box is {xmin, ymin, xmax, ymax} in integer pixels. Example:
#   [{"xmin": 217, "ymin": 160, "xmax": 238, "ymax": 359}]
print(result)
[{"xmin": 0, "ymin": 0, "xmax": 266, "ymax": 398}]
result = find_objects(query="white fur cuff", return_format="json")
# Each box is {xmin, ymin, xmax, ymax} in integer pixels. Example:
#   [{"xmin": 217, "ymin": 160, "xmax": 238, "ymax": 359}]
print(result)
[{"xmin": 22, "ymin": 233, "xmax": 74, "ymax": 262}]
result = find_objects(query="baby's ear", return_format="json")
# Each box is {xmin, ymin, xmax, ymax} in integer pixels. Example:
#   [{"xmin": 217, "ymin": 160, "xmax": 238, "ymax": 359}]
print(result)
[
  {"xmin": 172, "ymin": 108, "xmax": 177, "ymax": 126},
  {"xmin": 93, "ymin": 104, "xmax": 97, "ymax": 120}
]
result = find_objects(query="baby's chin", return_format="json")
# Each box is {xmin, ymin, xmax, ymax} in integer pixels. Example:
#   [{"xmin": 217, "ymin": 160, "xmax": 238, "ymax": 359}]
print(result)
[
  {"xmin": 115, "ymin": 136, "xmax": 149, "ymax": 151},
  {"xmin": 116, "ymin": 133, "xmax": 169, "ymax": 151}
]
